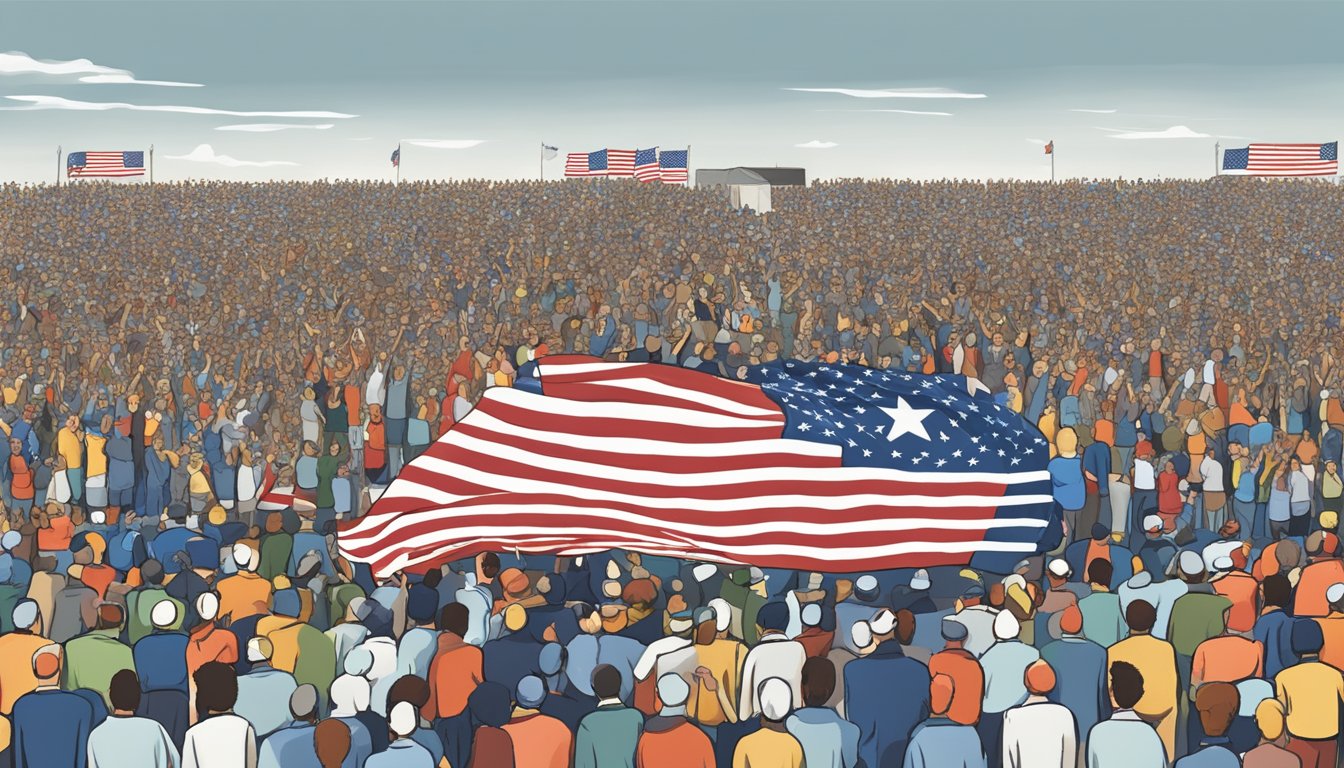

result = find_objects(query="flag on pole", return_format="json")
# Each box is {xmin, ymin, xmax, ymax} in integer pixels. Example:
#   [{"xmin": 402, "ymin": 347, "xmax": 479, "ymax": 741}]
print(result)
[
  {"xmin": 66, "ymin": 151, "xmax": 145, "ymax": 178},
  {"xmin": 1222, "ymin": 142, "xmax": 1337, "ymax": 176},
  {"xmin": 605, "ymin": 149, "xmax": 636, "ymax": 177},
  {"xmin": 338, "ymin": 356, "xmax": 1062, "ymax": 578},
  {"xmin": 1044, "ymin": 141, "xmax": 1054, "ymax": 155},
  {"xmin": 565, "ymin": 150, "xmax": 608, "ymax": 177},
  {"xmin": 659, "ymin": 149, "xmax": 689, "ymax": 183},
  {"xmin": 391, "ymin": 146, "xmax": 400, "ymax": 167},
  {"xmin": 634, "ymin": 148, "xmax": 660, "ymax": 182},
  {"xmin": 542, "ymin": 143, "xmax": 559, "ymax": 161}
]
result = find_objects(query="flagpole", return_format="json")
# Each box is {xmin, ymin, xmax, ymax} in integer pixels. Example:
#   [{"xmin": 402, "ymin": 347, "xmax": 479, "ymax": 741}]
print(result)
[
  {"xmin": 686, "ymin": 145, "xmax": 692, "ymax": 188},
  {"xmin": 396, "ymin": 144, "xmax": 401, "ymax": 185},
  {"xmin": 1051, "ymin": 147, "xmax": 1055, "ymax": 183},
  {"xmin": 1214, "ymin": 142, "xmax": 1220, "ymax": 177},
  {"xmin": 540, "ymin": 143, "xmax": 544, "ymax": 182},
  {"xmin": 55, "ymin": 146, "xmax": 60, "ymax": 187},
  {"xmin": 149, "ymin": 145, "xmax": 154, "ymax": 184}
]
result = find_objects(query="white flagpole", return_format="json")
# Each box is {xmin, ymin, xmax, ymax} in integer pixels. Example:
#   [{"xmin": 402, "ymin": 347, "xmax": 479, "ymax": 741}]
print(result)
[
  {"xmin": 56, "ymin": 146, "xmax": 61, "ymax": 187},
  {"xmin": 1214, "ymin": 142, "xmax": 1220, "ymax": 177},
  {"xmin": 686, "ymin": 145, "xmax": 691, "ymax": 187},
  {"xmin": 540, "ymin": 143, "xmax": 544, "ymax": 181},
  {"xmin": 149, "ymin": 145, "xmax": 154, "ymax": 184}
]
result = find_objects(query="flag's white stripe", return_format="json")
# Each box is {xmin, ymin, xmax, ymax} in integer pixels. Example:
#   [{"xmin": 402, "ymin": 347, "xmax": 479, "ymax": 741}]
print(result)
[
  {"xmin": 487, "ymin": 386, "xmax": 781, "ymax": 429},
  {"xmin": 577, "ymin": 377, "xmax": 782, "ymax": 418},
  {"xmin": 464, "ymin": 409, "xmax": 840, "ymax": 459}
]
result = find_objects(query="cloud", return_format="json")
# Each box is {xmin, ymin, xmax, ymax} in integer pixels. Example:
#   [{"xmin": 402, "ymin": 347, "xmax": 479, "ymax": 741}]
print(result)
[
  {"xmin": 795, "ymin": 140, "xmax": 838, "ymax": 149},
  {"xmin": 1026, "ymin": 138, "xmax": 1049, "ymax": 146},
  {"xmin": 0, "ymin": 52, "xmax": 200, "ymax": 87},
  {"xmin": 164, "ymin": 144, "xmax": 298, "ymax": 167},
  {"xmin": 818, "ymin": 109, "xmax": 953, "ymax": 117},
  {"xmin": 215, "ymin": 123, "xmax": 335, "ymax": 132},
  {"xmin": 1100, "ymin": 125, "xmax": 1211, "ymax": 140},
  {"xmin": 787, "ymin": 87, "xmax": 985, "ymax": 99},
  {"xmin": 404, "ymin": 139, "xmax": 486, "ymax": 149},
  {"xmin": 3, "ymin": 95, "xmax": 356, "ymax": 118},
  {"xmin": 1069, "ymin": 108, "xmax": 1117, "ymax": 114}
]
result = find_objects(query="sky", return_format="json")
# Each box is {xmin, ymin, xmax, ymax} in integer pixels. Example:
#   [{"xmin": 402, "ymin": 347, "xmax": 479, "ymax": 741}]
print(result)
[{"xmin": 2, "ymin": 0, "xmax": 1342, "ymax": 183}]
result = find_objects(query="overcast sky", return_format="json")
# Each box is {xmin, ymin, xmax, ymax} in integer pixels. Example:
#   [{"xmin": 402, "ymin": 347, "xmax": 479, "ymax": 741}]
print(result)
[{"xmin": 2, "ymin": 0, "xmax": 1341, "ymax": 182}]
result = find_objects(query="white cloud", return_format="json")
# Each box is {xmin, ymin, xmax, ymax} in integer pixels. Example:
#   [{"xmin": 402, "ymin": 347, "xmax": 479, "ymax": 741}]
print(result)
[
  {"xmin": 796, "ymin": 140, "xmax": 838, "ymax": 149},
  {"xmin": 1069, "ymin": 108, "xmax": 1117, "ymax": 114},
  {"xmin": 0, "ymin": 52, "xmax": 200, "ymax": 87},
  {"xmin": 1101, "ymin": 125, "xmax": 1211, "ymax": 140},
  {"xmin": 404, "ymin": 139, "xmax": 486, "ymax": 149},
  {"xmin": 819, "ymin": 109, "xmax": 953, "ymax": 117},
  {"xmin": 787, "ymin": 87, "xmax": 985, "ymax": 99},
  {"xmin": 3, "ymin": 95, "xmax": 356, "ymax": 118},
  {"xmin": 164, "ymin": 144, "xmax": 298, "ymax": 167},
  {"xmin": 1026, "ymin": 138, "xmax": 1049, "ymax": 146},
  {"xmin": 215, "ymin": 123, "xmax": 335, "ymax": 132}
]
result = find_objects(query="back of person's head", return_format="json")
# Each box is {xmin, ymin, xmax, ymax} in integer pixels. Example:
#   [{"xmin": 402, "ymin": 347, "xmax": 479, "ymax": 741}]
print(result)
[
  {"xmin": 290, "ymin": 684, "xmax": 319, "ymax": 721},
  {"xmin": 438, "ymin": 603, "xmax": 469, "ymax": 637},
  {"xmin": 756, "ymin": 601, "xmax": 790, "ymax": 632},
  {"xmin": 592, "ymin": 664, "xmax": 622, "ymax": 701},
  {"xmin": 1024, "ymin": 660, "xmax": 1056, "ymax": 696},
  {"xmin": 1109, "ymin": 661, "xmax": 1144, "ymax": 710},
  {"xmin": 194, "ymin": 661, "xmax": 239, "ymax": 715},
  {"xmin": 894, "ymin": 608, "xmax": 916, "ymax": 645},
  {"xmin": 479, "ymin": 552, "xmax": 501, "ymax": 580},
  {"xmin": 1261, "ymin": 574, "xmax": 1291, "ymax": 609},
  {"xmin": 801, "ymin": 656, "xmax": 837, "ymax": 708},
  {"xmin": 1087, "ymin": 558, "xmax": 1113, "ymax": 588},
  {"xmin": 314, "ymin": 719, "xmax": 352, "ymax": 768},
  {"xmin": 929, "ymin": 673, "xmax": 955, "ymax": 717},
  {"xmin": 109, "ymin": 668, "xmax": 142, "ymax": 713},
  {"xmin": 1194, "ymin": 682, "xmax": 1239, "ymax": 739},
  {"xmin": 1254, "ymin": 698, "xmax": 1287, "ymax": 743},
  {"xmin": 95, "ymin": 602, "xmax": 124, "ymax": 631},
  {"xmin": 1125, "ymin": 600, "xmax": 1157, "ymax": 634},
  {"xmin": 386, "ymin": 674, "xmax": 430, "ymax": 713}
]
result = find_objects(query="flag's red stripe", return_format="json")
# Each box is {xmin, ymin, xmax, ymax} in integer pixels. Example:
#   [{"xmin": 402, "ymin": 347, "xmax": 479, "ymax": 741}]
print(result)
[
  {"xmin": 540, "ymin": 358, "xmax": 781, "ymax": 410},
  {"xmin": 470, "ymin": 395, "xmax": 784, "ymax": 444}
]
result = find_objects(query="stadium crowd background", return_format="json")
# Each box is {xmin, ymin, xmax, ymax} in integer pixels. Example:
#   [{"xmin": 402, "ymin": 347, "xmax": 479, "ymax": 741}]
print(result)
[{"xmin": 1, "ymin": 176, "xmax": 1344, "ymax": 766}]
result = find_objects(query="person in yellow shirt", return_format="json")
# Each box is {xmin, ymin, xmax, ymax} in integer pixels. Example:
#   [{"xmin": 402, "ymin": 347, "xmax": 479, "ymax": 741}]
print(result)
[
  {"xmin": 1275, "ymin": 619, "xmax": 1344, "ymax": 768},
  {"xmin": 83, "ymin": 414, "xmax": 112, "ymax": 512},
  {"xmin": 733, "ymin": 677, "xmax": 804, "ymax": 768},
  {"xmin": 688, "ymin": 601, "xmax": 745, "ymax": 727},
  {"xmin": 215, "ymin": 542, "xmax": 273, "ymax": 622},
  {"xmin": 1108, "ymin": 598, "xmax": 1178, "ymax": 761},
  {"xmin": 56, "ymin": 415, "xmax": 84, "ymax": 505}
]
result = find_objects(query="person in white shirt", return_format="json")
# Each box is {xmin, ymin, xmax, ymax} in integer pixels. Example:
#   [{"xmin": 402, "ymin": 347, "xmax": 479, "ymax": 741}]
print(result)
[
  {"xmin": 738, "ymin": 601, "xmax": 807, "ymax": 719},
  {"xmin": 1002, "ymin": 660, "xmax": 1078, "ymax": 768},
  {"xmin": 88, "ymin": 669, "xmax": 180, "ymax": 768},
  {"xmin": 455, "ymin": 552, "xmax": 500, "ymax": 647},
  {"xmin": 182, "ymin": 661, "xmax": 257, "ymax": 768},
  {"xmin": 1129, "ymin": 449, "xmax": 1158, "ymax": 548},
  {"xmin": 1198, "ymin": 450, "xmax": 1227, "ymax": 532}
]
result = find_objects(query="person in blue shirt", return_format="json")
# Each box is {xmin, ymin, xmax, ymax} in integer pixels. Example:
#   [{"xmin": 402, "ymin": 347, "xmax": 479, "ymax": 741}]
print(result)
[
  {"xmin": 1086, "ymin": 661, "xmax": 1166, "ymax": 768},
  {"xmin": 152, "ymin": 503, "xmax": 199, "ymax": 575},
  {"xmin": 1174, "ymin": 681, "xmax": 1240, "ymax": 767},
  {"xmin": 1049, "ymin": 428, "xmax": 1087, "ymax": 542},
  {"xmin": 845, "ymin": 608, "xmax": 930, "ymax": 768},
  {"xmin": 902, "ymin": 672, "xmax": 985, "ymax": 768},
  {"xmin": 1040, "ymin": 604, "xmax": 1109, "ymax": 752},
  {"xmin": 257, "ymin": 684, "xmax": 321, "ymax": 768},
  {"xmin": 133, "ymin": 599, "xmax": 191, "ymax": 749},
  {"xmin": 1251, "ymin": 574, "xmax": 1297, "ymax": 681},
  {"xmin": 367, "ymin": 702, "xmax": 435, "ymax": 768},
  {"xmin": 787, "ymin": 656, "xmax": 860, "ymax": 768},
  {"xmin": 12, "ymin": 643, "xmax": 96, "ymax": 768}
]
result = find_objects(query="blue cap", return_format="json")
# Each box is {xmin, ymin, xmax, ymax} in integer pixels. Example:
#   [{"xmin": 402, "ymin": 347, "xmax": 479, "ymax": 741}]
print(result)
[
  {"xmin": 272, "ymin": 588, "xmax": 302, "ymax": 618},
  {"xmin": 407, "ymin": 585, "xmax": 438, "ymax": 624},
  {"xmin": 538, "ymin": 643, "xmax": 565, "ymax": 676},
  {"xmin": 516, "ymin": 675, "xmax": 546, "ymax": 708},
  {"xmin": 757, "ymin": 601, "xmax": 790, "ymax": 631}
]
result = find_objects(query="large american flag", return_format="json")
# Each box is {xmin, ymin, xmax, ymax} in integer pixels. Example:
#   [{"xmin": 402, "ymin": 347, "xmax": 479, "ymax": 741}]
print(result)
[
  {"xmin": 565, "ymin": 150, "xmax": 607, "ymax": 177},
  {"xmin": 659, "ymin": 149, "xmax": 689, "ymax": 183},
  {"xmin": 67, "ymin": 151, "xmax": 145, "ymax": 178},
  {"xmin": 606, "ymin": 149, "xmax": 636, "ymax": 177},
  {"xmin": 1222, "ymin": 142, "xmax": 1338, "ymax": 177},
  {"xmin": 634, "ymin": 148, "xmax": 660, "ymax": 182},
  {"xmin": 339, "ymin": 357, "xmax": 1061, "ymax": 578}
]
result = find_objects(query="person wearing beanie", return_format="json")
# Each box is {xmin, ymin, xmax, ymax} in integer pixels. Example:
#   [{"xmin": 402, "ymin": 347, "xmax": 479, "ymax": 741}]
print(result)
[
  {"xmin": 63, "ymin": 601, "xmax": 133, "ymax": 708},
  {"xmin": 1293, "ymin": 531, "xmax": 1344, "ymax": 618},
  {"xmin": 366, "ymin": 701, "xmax": 435, "ymax": 768},
  {"xmin": 1165, "ymin": 550, "xmax": 1232, "ymax": 756},
  {"xmin": 234, "ymin": 636, "xmax": 299, "ymax": 739},
  {"xmin": 215, "ymin": 541, "xmax": 273, "ymax": 623},
  {"xmin": 1137, "ymin": 511, "xmax": 1179, "ymax": 580},
  {"xmin": 1001, "ymin": 660, "xmax": 1078, "ymax": 768},
  {"xmin": 903, "ymin": 673, "xmax": 986, "ymax": 768},
  {"xmin": 256, "ymin": 588, "xmax": 337, "ymax": 712},
  {"xmin": 256, "ymin": 684, "xmax": 321, "ymax": 768},
  {"xmin": 1108, "ymin": 599, "xmax": 1178, "ymax": 760},
  {"xmin": 501, "ymin": 675, "xmax": 571, "ymax": 768},
  {"xmin": 844, "ymin": 608, "xmax": 931, "ymax": 768},
  {"xmin": 1041, "ymin": 604, "xmax": 1108, "ymax": 755},
  {"xmin": 87, "ymin": 669, "xmax": 180, "ymax": 768},
  {"xmin": 1190, "ymin": 605, "xmax": 1263, "ymax": 720},
  {"xmin": 133, "ymin": 599, "xmax": 192, "ymax": 749},
  {"xmin": 1274, "ymin": 619, "xmax": 1344, "ymax": 767},
  {"xmin": 11, "ymin": 644, "xmax": 98, "ymax": 768},
  {"xmin": 1242, "ymin": 699, "xmax": 1297, "ymax": 768},
  {"xmin": 978, "ymin": 609, "xmax": 1040, "ymax": 768},
  {"xmin": 0, "ymin": 599, "xmax": 51, "ymax": 716},
  {"xmin": 927, "ymin": 616, "xmax": 983, "ymax": 727},
  {"xmin": 738, "ymin": 601, "xmax": 806, "ymax": 721},
  {"xmin": 574, "ymin": 664, "xmax": 643, "ymax": 768},
  {"xmin": 1086, "ymin": 661, "xmax": 1166, "ymax": 768},
  {"xmin": 634, "ymin": 673, "xmax": 714, "ymax": 768},
  {"xmin": 785, "ymin": 657, "xmax": 859, "ymax": 768},
  {"xmin": 732, "ymin": 677, "xmax": 804, "ymax": 767}
]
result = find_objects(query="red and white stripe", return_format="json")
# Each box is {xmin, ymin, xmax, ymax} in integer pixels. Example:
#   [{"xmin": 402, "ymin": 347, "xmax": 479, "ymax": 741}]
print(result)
[
  {"xmin": 564, "ymin": 152, "xmax": 599, "ymax": 177},
  {"xmin": 338, "ymin": 357, "xmax": 1050, "ymax": 577},
  {"xmin": 1245, "ymin": 143, "xmax": 1337, "ymax": 177},
  {"xmin": 68, "ymin": 151, "xmax": 144, "ymax": 178},
  {"xmin": 605, "ymin": 149, "xmax": 636, "ymax": 177},
  {"xmin": 634, "ymin": 162, "xmax": 660, "ymax": 183}
]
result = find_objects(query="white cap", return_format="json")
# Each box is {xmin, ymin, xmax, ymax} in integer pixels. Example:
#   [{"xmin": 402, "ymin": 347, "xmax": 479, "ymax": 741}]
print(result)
[
  {"xmin": 1047, "ymin": 559, "xmax": 1072, "ymax": 578},
  {"xmin": 1178, "ymin": 550, "xmax": 1205, "ymax": 577},
  {"xmin": 692, "ymin": 564, "xmax": 717, "ymax": 583},
  {"xmin": 246, "ymin": 637, "xmax": 270, "ymax": 663},
  {"xmin": 656, "ymin": 672, "xmax": 689, "ymax": 707},
  {"xmin": 1002, "ymin": 574, "xmax": 1027, "ymax": 592},
  {"xmin": 1328, "ymin": 583, "xmax": 1344, "ymax": 605},
  {"xmin": 150, "ymin": 599, "xmax": 178, "ymax": 629},
  {"xmin": 389, "ymin": 701, "xmax": 418, "ymax": 737},
  {"xmin": 668, "ymin": 615, "xmax": 693, "ymax": 634},
  {"xmin": 993, "ymin": 609, "xmax": 1021, "ymax": 641},
  {"xmin": 850, "ymin": 620, "xmax": 873, "ymax": 649},
  {"xmin": 855, "ymin": 574, "xmax": 878, "ymax": 594},
  {"xmin": 869, "ymin": 609, "xmax": 897, "ymax": 635},
  {"xmin": 909, "ymin": 569, "xmax": 931, "ymax": 591},
  {"xmin": 758, "ymin": 677, "xmax": 792, "ymax": 721},
  {"xmin": 0, "ymin": 531, "xmax": 21, "ymax": 551},
  {"xmin": 196, "ymin": 592, "xmax": 220, "ymax": 622},
  {"xmin": 1144, "ymin": 515, "xmax": 1163, "ymax": 532},
  {"xmin": 1178, "ymin": 479, "xmax": 1190, "ymax": 493},
  {"xmin": 708, "ymin": 598, "xmax": 732, "ymax": 633},
  {"xmin": 89, "ymin": 510, "xmax": 106, "ymax": 525},
  {"xmin": 232, "ymin": 542, "xmax": 253, "ymax": 569},
  {"xmin": 801, "ymin": 603, "xmax": 822, "ymax": 627},
  {"xmin": 12, "ymin": 600, "xmax": 38, "ymax": 630},
  {"xmin": 1212, "ymin": 556, "xmax": 1235, "ymax": 572}
]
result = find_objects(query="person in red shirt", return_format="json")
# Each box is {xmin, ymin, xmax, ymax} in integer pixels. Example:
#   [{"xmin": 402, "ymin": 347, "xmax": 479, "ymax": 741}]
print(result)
[
  {"xmin": 928, "ymin": 616, "xmax": 984, "ymax": 726},
  {"xmin": 364, "ymin": 403, "xmax": 387, "ymax": 486},
  {"xmin": 1157, "ymin": 461, "xmax": 1183, "ymax": 533},
  {"xmin": 636, "ymin": 673, "xmax": 714, "ymax": 768},
  {"xmin": 7, "ymin": 439, "xmax": 34, "ymax": 516}
]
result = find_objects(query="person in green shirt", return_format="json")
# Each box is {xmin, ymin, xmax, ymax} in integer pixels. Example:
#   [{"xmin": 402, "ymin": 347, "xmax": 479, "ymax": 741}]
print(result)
[
  {"xmin": 63, "ymin": 602, "xmax": 134, "ymax": 707},
  {"xmin": 126, "ymin": 559, "xmax": 183, "ymax": 644},
  {"xmin": 257, "ymin": 513, "xmax": 294, "ymax": 582},
  {"xmin": 574, "ymin": 664, "xmax": 644, "ymax": 768},
  {"xmin": 718, "ymin": 567, "xmax": 768, "ymax": 646},
  {"xmin": 316, "ymin": 441, "xmax": 341, "ymax": 512},
  {"xmin": 1165, "ymin": 550, "xmax": 1232, "ymax": 756}
]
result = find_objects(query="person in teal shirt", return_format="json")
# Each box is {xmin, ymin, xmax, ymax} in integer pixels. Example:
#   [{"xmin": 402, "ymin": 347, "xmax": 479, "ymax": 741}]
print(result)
[{"xmin": 575, "ymin": 664, "xmax": 644, "ymax": 768}]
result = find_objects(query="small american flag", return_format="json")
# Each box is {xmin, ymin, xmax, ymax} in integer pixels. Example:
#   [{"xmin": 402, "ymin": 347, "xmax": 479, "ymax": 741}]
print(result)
[
  {"xmin": 1044, "ymin": 141, "xmax": 1054, "ymax": 155},
  {"xmin": 634, "ymin": 148, "xmax": 660, "ymax": 182},
  {"xmin": 1222, "ymin": 142, "xmax": 1337, "ymax": 177},
  {"xmin": 565, "ymin": 150, "xmax": 607, "ymax": 177},
  {"xmin": 67, "ymin": 151, "xmax": 145, "ymax": 178},
  {"xmin": 659, "ymin": 149, "xmax": 688, "ymax": 183},
  {"xmin": 606, "ymin": 149, "xmax": 636, "ymax": 177},
  {"xmin": 391, "ymin": 146, "xmax": 400, "ymax": 167},
  {"xmin": 339, "ymin": 357, "xmax": 1061, "ymax": 577}
]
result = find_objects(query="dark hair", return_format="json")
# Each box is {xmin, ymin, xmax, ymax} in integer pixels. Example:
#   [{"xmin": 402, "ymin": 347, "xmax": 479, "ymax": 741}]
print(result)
[
  {"xmin": 1194, "ymin": 682, "xmax": 1240, "ymax": 738},
  {"xmin": 422, "ymin": 569, "xmax": 442, "ymax": 590},
  {"xmin": 592, "ymin": 664, "xmax": 622, "ymax": 700},
  {"xmin": 109, "ymin": 668, "xmax": 141, "ymax": 712},
  {"xmin": 387, "ymin": 674, "xmax": 430, "ymax": 711},
  {"xmin": 1261, "ymin": 574, "xmax": 1291, "ymax": 609},
  {"xmin": 801, "ymin": 657, "xmax": 837, "ymax": 707},
  {"xmin": 1109, "ymin": 661, "xmax": 1145, "ymax": 710},
  {"xmin": 480, "ymin": 553, "xmax": 501, "ymax": 580},
  {"xmin": 896, "ymin": 609, "xmax": 916, "ymax": 645},
  {"xmin": 1086, "ymin": 558, "xmax": 1113, "ymax": 588},
  {"xmin": 194, "ymin": 661, "xmax": 239, "ymax": 715},
  {"xmin": 439, "ymin": 603, "xmax": 470, "ymax": 636},
  {"xmin": 1125, "ymin": 600, "xmax": 1157, "ymax": 634}
]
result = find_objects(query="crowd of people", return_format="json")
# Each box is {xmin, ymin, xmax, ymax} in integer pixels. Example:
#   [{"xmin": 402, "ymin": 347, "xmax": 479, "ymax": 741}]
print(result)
[{"xmin": 2, "ymin": 175, "xmax": 1344, "ymax": 766}]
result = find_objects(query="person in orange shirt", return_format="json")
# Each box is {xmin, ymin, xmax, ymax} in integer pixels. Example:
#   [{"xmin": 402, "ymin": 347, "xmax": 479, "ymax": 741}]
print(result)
[
  {"xmin": 636, "ymin": 673, "xmax": 715, "ymax": 768},
  {"xmin": 215, "ymin": 542, "xmax": 273, "ymax": 622},
  {"xmin": 1315, "ymin": 583, "xmax": 1344, "ymax": 672},
  {"xmin": 0, "ymin": 600, "xmax": 50, "ymax": 716},
  {"xmin": 927, "ymin": 616, "xmax": 984, "ymax": 726},
  {"xmin": 1210, "ymin": 554, "xmax": 1260, "ymax": 634},
  {"xmin": 1294, "ymin": 532, "xmax": 1344, "ymax": 618},
  {"xmin": 186, "ymin": 592, "xmax": 239, "ymax": 725},
  {"xmin": 34, "ymin": 502, "xmax": 74, "ymax": 558},
  {"xmin": 68, "ymin": 532, "xmax": 115, "ymax": 600},
  {"xmin": 1191, "ymin": 605, "xmax": 1263, "ymax": 690},
  {"xmin": 502, "ymin": 676, "xmax": 572, "ymax": 768},
  {"xmin": 427, "ymin": 603, "xmax": 484, "ymax": 768}
]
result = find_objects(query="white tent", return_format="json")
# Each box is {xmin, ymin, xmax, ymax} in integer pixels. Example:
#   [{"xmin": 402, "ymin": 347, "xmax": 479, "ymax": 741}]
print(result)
[{"xmin": 695, "ymin": 168, "xmax": 773, "ymax": 213}]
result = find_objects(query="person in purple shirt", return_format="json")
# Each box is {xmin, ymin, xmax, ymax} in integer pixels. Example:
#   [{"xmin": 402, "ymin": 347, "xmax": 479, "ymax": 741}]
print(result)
[{"xmin": 12, "ymin": 644, "xmax": 96, "ymax": 768}]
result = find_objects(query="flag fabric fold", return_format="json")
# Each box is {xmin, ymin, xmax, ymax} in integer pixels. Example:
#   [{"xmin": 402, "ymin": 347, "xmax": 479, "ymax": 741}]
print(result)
[
  {"xmin": 634, "ymin": 148, "xmax": 660, "ymax": 182},
  {"xmin": 542, "ymin": 143, "xmax": 559, "ymax": 161},
  {"xmin": 565, "ymin": 150, "xmax": 608, "ymax": 177},
  {"xmin": 605, "ymin": 149, "xmax": 636, "ymax": 177},
  {"xmin": 339, "ymin": 356, "xmax": 1062, "ymax": 578},
  {"xmin": 659, "ymin": 149, "xmax": 688, "ymax": 183},
  {"xmin": 66, "ymin": 151, "xmax": 145, "ymax": 178},
  {"xmin": 390, "ymin": 146, "xmax": 400, "ymax": 168}
]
